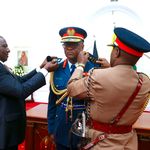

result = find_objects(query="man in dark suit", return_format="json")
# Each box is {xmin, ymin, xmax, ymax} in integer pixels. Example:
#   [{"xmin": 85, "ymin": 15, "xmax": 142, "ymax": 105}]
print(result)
[
  {"xmin": 0, "ymin": 35, "xmax": 58, "ymax": 150},
  {"xmin": 47, "ymin": 26, "xmax": 101, "ymax": 150}
]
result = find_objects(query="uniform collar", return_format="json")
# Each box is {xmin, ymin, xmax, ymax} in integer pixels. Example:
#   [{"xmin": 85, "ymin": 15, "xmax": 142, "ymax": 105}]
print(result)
[
  {"xmin": 114, "ymin": 65, "xmax": 133, "ymax": 69},
  {"xmin": 0, "ymin": 60, "xmax": 4, "ymax": 65},
  {"xmin": 67, "ymin": 60, "xmax": 77, "ymax": 70}
]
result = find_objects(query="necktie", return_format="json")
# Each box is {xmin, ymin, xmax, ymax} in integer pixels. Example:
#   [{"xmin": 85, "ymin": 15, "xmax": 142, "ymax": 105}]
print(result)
[{"xmin": 70, "ymin": 64, "xmax": 76, "ymax": 75}]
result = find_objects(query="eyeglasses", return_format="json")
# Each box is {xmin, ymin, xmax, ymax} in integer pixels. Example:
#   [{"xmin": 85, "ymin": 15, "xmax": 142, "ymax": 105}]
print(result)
[{"xmin": 62, "ymin": 42, "xmax": 80, "ymax": 49}]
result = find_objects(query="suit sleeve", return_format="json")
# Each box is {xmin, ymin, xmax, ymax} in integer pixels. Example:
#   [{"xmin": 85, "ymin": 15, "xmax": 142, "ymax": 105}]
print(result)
[
  {"xmin": 0, "ymin": 70, "xmax": 46, "ymax": 99},
  {"xmin": 47, "ymin": 86, "xmax": 57, "ymax": 134},
  {"xmin": 16, "ymin": 69, "xmax": 37, "ymax": 82}
]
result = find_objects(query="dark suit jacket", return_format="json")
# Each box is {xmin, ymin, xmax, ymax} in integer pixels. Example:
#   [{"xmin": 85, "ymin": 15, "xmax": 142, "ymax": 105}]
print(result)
[
  {"xmin": 0, "ymin": 63, "xmax": 46, "ymax": 149},
  {"xmin": 47, "ymin": 60, "xmax": 96, "ymax": 148}
]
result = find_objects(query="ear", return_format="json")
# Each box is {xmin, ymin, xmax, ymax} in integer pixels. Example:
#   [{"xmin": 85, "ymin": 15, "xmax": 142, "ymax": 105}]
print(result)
[
  {"xmin": 114, "ymin": 47, "xmax": 120, "ymax": 58},
  {"xmin": 81, "ymin": 42, "xmax": 84, "ymax": 49}
]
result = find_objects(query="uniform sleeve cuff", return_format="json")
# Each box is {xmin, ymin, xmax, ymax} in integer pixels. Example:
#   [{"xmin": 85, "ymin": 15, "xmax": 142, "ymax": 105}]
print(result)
[
  {"xmin": 76, "ymin": 66, "xmax": 84, "ymax": 72},
  {"xmin": 39, "ymin": 68, "xmax": 49, "ymax": 77},
  {"xmin": 36, "ymin": 67, "xmax": 41, "ymax": 72}
]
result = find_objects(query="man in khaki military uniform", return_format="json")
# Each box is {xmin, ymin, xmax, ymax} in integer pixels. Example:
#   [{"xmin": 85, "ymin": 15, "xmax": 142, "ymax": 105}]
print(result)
[{"xmin": 67, "ymin": 27, "xmax": 150, "ymax": 150}]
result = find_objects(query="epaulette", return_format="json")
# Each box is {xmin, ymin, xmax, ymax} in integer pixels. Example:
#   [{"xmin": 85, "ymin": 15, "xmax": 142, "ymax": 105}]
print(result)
[
  {"xmin": 93, "ymin": 67, "xmax": 100, "ymax": 70},
  {"xmin": 138, "ymin": 72, "xmax": 150, "ymax": 80}
]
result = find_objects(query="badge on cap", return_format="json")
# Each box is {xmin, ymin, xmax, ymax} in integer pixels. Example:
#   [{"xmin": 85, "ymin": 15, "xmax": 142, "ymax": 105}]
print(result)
[
  {"xmin": 67, "ymin": 28, "xmax": 75, "ymax": 36},
  {"xmin": 59, "ymin": 26, "xmax": 87, "ymax": 43}
]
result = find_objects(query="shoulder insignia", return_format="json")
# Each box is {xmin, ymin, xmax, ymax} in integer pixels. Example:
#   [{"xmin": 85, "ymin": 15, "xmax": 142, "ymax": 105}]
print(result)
[{"xmin": 138, "ymin": 72, "xmax": 150, "ymax": 80}]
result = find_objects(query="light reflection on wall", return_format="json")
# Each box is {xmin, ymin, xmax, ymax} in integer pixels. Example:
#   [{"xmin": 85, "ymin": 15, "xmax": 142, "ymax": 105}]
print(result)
[
  {"xmin": 87, "ymin": 3, "xmax": 150, "ymax": 76},
  {"xmin": 1, "ymin": 0, "xmax": 149, "ymax": 102}
]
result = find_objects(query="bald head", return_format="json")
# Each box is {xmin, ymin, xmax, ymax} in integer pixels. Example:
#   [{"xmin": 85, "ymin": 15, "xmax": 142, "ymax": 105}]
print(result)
[
  {"xmin": 0, "ymin": 36, "xmax": 5, "ymax": 41},
  {"xmin": 0, "ymin": 36, "xmax": 9, "ymax": 62}
]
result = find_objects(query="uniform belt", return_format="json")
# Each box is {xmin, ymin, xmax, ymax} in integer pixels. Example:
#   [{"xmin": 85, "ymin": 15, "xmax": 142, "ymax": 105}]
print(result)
[
  {"xmin": 61, "ymin": 102, "xmax": 86, "ymax": 110},
  {"xmin": 91, "ymin": 119, "xmax": 132, "ymax": 134}
]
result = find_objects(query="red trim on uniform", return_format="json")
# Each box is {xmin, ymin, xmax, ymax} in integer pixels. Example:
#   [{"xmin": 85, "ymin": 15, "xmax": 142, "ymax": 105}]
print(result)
[
  {"xmin": 81, "ymin": 134, "xmax": 108, "ymax": 150},
  {"xmin": 63, "ymin": 59, "xmax": 67, "ymax": 68},
  {"xmin": 91, "ymin": 119, "xmax": 132, "ymax": 134},
  {"xmin": 83, "ymin": 72, "xmax": 89, "ymax": 76},
  {"xmin": 63, "ymin": 33, "xmax": 84, "ymax": 39},
  {"xmin": 116, "ymin": 38, "xmax": 143, "ymax": 57}
]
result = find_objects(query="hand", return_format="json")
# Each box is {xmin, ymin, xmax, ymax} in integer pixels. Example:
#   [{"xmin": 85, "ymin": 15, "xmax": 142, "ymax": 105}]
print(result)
[
  {"xmin": 48, "ymin": 134, "xmax": 56, "ymax": 149},
  {"xmin": 40, "ymin": 56, "xmax": 57, "ymax": 69},
  {"xmin": 40, "ymin": 134, "xmax": 56, "ymax": 150},
  {"xmin": 48, "ymin": 134, "xmax": 55, "ymax": 144},
  {"xmin": 44, "ymin": 60, "xmax": 59, "ymax": 72},
  {"xmin": 77, "ymin": 51, "xmax": 89, "ymax": 65},
  {"xmin": 96, "ymin": 58, "xmax": 110, "ymax": 68}
]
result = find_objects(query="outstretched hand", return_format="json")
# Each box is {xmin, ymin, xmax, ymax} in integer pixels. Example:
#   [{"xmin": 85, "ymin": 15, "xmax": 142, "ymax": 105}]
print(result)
[
  {"xmin": 44, "ymin": 59, "xmax": 59, "ymax": 72},
  {"xmin": 96, "ymin": 58, "xmax": 110, "ymax": 68},
  {"xmin": 77, "ymin": 51, "xmax": 89, "ymax": 64},
  {"xmin": 40, "ymin": 56, "xmax": 57, "ymax": 69}
]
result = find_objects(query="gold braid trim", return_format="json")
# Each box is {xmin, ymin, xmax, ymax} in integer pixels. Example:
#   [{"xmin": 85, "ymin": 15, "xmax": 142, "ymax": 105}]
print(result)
[
  {"xmin": 50, "ymin": 69, "xmax": 88, "ymax": 105},
  {"xmin": 141, "ymin": 93, "xmax": 150, "ymax": 113},
  {"xmin": 56, "ymin": 92, "xmax": 69, "ymax": 105},
  {"xmin": 50, "ymin": 72, "xmax": 67, "ymax": 95},
  {"xmin": 50, "ymin": 72, "xmax": 68, "ymax": 105},
  {"xmin": 138, "ymin": 73, "xmax": 150, "ymax": 114}
]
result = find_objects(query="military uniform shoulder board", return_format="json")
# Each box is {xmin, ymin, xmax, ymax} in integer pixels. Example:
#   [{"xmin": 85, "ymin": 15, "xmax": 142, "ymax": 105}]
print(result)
[{"xmin": 138, "ymin": 72, "xmax": 150, "ymax": 80}]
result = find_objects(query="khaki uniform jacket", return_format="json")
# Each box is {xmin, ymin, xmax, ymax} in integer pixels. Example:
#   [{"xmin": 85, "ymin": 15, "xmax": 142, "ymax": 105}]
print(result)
[{"xmin": 67, "ymin": 65, "xmax": 150, "ymax": 150}]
